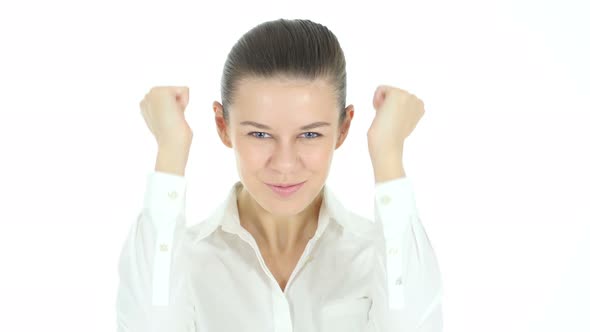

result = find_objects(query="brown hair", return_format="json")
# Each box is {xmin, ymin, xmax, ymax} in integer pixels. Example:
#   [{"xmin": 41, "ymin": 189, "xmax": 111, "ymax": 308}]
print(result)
[{"xmin": 220, "ymin": 18, "xmax": 347, "ymax": 127}]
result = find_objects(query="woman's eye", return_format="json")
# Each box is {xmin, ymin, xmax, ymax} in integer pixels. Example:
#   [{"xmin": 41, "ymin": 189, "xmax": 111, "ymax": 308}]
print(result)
[
  {"xmin": 249, "ymin": 132, "xmax": 271, "ymax": 139},
  {"xmin": 248, "ymin": 132, "xmax": 322, "ymax": 139},
  {"xmin": 301, "ymin": 132, "xmax": 322, "ymax": 139}
]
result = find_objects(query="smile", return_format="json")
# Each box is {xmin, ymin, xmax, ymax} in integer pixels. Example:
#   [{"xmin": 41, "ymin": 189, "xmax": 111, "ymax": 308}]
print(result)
[{"xmin": 266, "ymin": 182, "xmax": 305, "ymax": 197}]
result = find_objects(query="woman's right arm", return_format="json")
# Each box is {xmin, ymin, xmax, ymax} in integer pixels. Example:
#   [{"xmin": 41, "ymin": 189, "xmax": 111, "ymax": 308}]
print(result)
[{"xmin": 117, "ymin": 86, "xmax": 195, "ymax": 331}]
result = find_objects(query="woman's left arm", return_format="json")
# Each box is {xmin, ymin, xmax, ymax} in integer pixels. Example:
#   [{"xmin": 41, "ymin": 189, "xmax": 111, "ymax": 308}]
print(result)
[{"xmin": 367, "ymin": 85, "xmax": 443, "ymax": 331}]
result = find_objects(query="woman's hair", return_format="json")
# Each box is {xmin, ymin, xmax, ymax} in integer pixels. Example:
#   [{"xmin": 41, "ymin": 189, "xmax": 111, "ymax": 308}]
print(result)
[{"xmin": 220, "ymin": 18, "xmax": 347, "ymax": 127}]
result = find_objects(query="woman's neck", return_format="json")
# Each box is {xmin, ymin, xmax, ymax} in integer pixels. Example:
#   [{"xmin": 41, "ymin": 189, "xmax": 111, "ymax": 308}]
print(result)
[{"xmin": 236, "ymin": 183, "xmax": 322, "ymax": 255}]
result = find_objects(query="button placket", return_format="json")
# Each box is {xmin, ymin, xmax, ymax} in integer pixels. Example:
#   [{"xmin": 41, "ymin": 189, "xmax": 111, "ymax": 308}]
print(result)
[{"xmin": 272, "ymin": 291, "xmax": 293, "ymax": 332}]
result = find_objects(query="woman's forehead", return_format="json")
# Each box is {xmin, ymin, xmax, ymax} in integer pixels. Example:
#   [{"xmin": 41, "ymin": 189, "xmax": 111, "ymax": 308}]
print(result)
[{"xmin": 232, "ymin": 77, "xmax": 338, "ymax": 118}]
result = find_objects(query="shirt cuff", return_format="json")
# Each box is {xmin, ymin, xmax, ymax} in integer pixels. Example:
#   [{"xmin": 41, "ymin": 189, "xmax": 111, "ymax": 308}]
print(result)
[
  {"xmin": 374, "ymin": 176, "xmax": 418, "ymax": 235},
  {"xmin": 143, "ymin": 171, "xmax": 187, "ymax": 232},
  {"xmin": 374, "ymin": 176, "xmax": 418, "ymax": 310}
]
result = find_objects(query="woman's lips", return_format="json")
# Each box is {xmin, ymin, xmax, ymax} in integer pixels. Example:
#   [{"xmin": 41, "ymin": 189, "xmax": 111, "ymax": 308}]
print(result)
[{"xmin": 266, "ymin": 181, "xmax": 305, "ymax": 197}]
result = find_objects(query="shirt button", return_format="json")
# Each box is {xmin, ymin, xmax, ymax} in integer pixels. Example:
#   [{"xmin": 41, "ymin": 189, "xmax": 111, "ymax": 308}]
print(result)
[
  {"xmin": 388, "ymin": 248, "xmax": 398, "ymax": 256},
  {"xmin": 380, "ymin": 195, "xmax": 391, "ymax": 205},
  {"xmin": 168, "ymin": 191, "xmax": 177, "ymax": 199},
  {"xmin": 395, "ymin": 277, "xmax": 403, "ymax": 285},
  {"xmin": 159, "ymin": 243, "xmax": 169, "ymax": 252}
]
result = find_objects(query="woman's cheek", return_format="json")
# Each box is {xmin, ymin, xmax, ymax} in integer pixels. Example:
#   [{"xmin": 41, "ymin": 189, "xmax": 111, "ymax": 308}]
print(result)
[
  {"xmin": 302, "ymin": 143, "xmax": 333, "ymax": 168},
  {"xmin": 237, "ymin": 140, "xmax": 271, "ymax": 166}
]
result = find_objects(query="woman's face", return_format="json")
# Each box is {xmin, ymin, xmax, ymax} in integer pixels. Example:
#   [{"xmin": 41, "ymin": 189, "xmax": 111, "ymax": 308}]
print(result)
[{"xmin": 213, "ymin": 76, "xmax": 354, "ymax": 217}]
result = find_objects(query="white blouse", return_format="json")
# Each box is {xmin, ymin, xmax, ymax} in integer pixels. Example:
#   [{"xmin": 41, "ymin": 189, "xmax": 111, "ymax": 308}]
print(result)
[{"xmin": 116, "ymin": 172, "xmax": 443, "ymax": 332}]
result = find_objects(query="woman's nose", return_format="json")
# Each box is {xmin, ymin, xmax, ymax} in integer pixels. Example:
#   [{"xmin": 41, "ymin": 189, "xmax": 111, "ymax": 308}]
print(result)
[{"xmin": 270, "ymin": 143, "xmax": 299, "ymax": 170}]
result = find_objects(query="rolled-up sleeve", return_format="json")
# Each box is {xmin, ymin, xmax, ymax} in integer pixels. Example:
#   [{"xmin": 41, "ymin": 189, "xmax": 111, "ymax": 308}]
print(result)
[
  {"xmin": 116, "ymin": 171, "xmax": 189, "ymax": 331},
  {"xmin": 369, "ymin": 176, "xmax": 443, "ymax": 332}
]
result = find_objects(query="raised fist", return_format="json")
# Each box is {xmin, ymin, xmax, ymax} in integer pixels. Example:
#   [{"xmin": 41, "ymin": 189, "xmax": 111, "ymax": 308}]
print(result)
[{"xmin": 139, "ymin": 86, "xmax": 193, "ymax": 147}]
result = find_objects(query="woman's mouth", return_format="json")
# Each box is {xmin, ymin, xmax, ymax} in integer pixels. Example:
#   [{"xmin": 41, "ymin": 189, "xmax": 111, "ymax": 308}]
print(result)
[{"xmin": 266, "ymin": 181, "xmax": 306, "ymax": 197}]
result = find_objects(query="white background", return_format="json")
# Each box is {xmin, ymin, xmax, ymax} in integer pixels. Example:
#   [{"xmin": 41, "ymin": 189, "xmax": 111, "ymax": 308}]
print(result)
[{"xmin": 1, "ymin": 0, "xmax": 588, "ymax": 331}]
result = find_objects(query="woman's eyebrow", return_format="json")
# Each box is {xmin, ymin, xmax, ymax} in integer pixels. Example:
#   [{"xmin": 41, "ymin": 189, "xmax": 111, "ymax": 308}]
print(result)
[{"xmin": 240, "ymin": 121, "xmax": 331, "ymax": 130}]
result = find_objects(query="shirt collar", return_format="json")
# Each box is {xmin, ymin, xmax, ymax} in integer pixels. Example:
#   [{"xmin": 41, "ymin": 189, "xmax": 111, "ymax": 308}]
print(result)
[{"xmin": 192, "ymin": 180, "xmax": 356, "ymax": 244}]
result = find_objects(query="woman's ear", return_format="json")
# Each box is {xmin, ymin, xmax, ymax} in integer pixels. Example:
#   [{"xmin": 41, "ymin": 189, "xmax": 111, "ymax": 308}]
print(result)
[
  {"xmin": 335, "ymin": 104, "xmax": 354, "ymax": 150},
  {"xmin": 213, "ymin": 101, "xmax": 233, "ymax": 148}
]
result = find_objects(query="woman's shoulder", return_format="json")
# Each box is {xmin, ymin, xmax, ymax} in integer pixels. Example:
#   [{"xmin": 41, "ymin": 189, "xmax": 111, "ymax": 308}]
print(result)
[
  {"xmin": 333, "ymin": 208, "xmax": 381, "ymax": 243},
  {"xmin": 182, "ymin": 216, "xmax": 220, "ymax": 246}
]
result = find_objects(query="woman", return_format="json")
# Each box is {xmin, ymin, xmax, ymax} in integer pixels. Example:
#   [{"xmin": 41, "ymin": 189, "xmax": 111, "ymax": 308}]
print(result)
[{"xmin": 117, "ymin": 18, "xmax": 442, "ymax": 332}]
